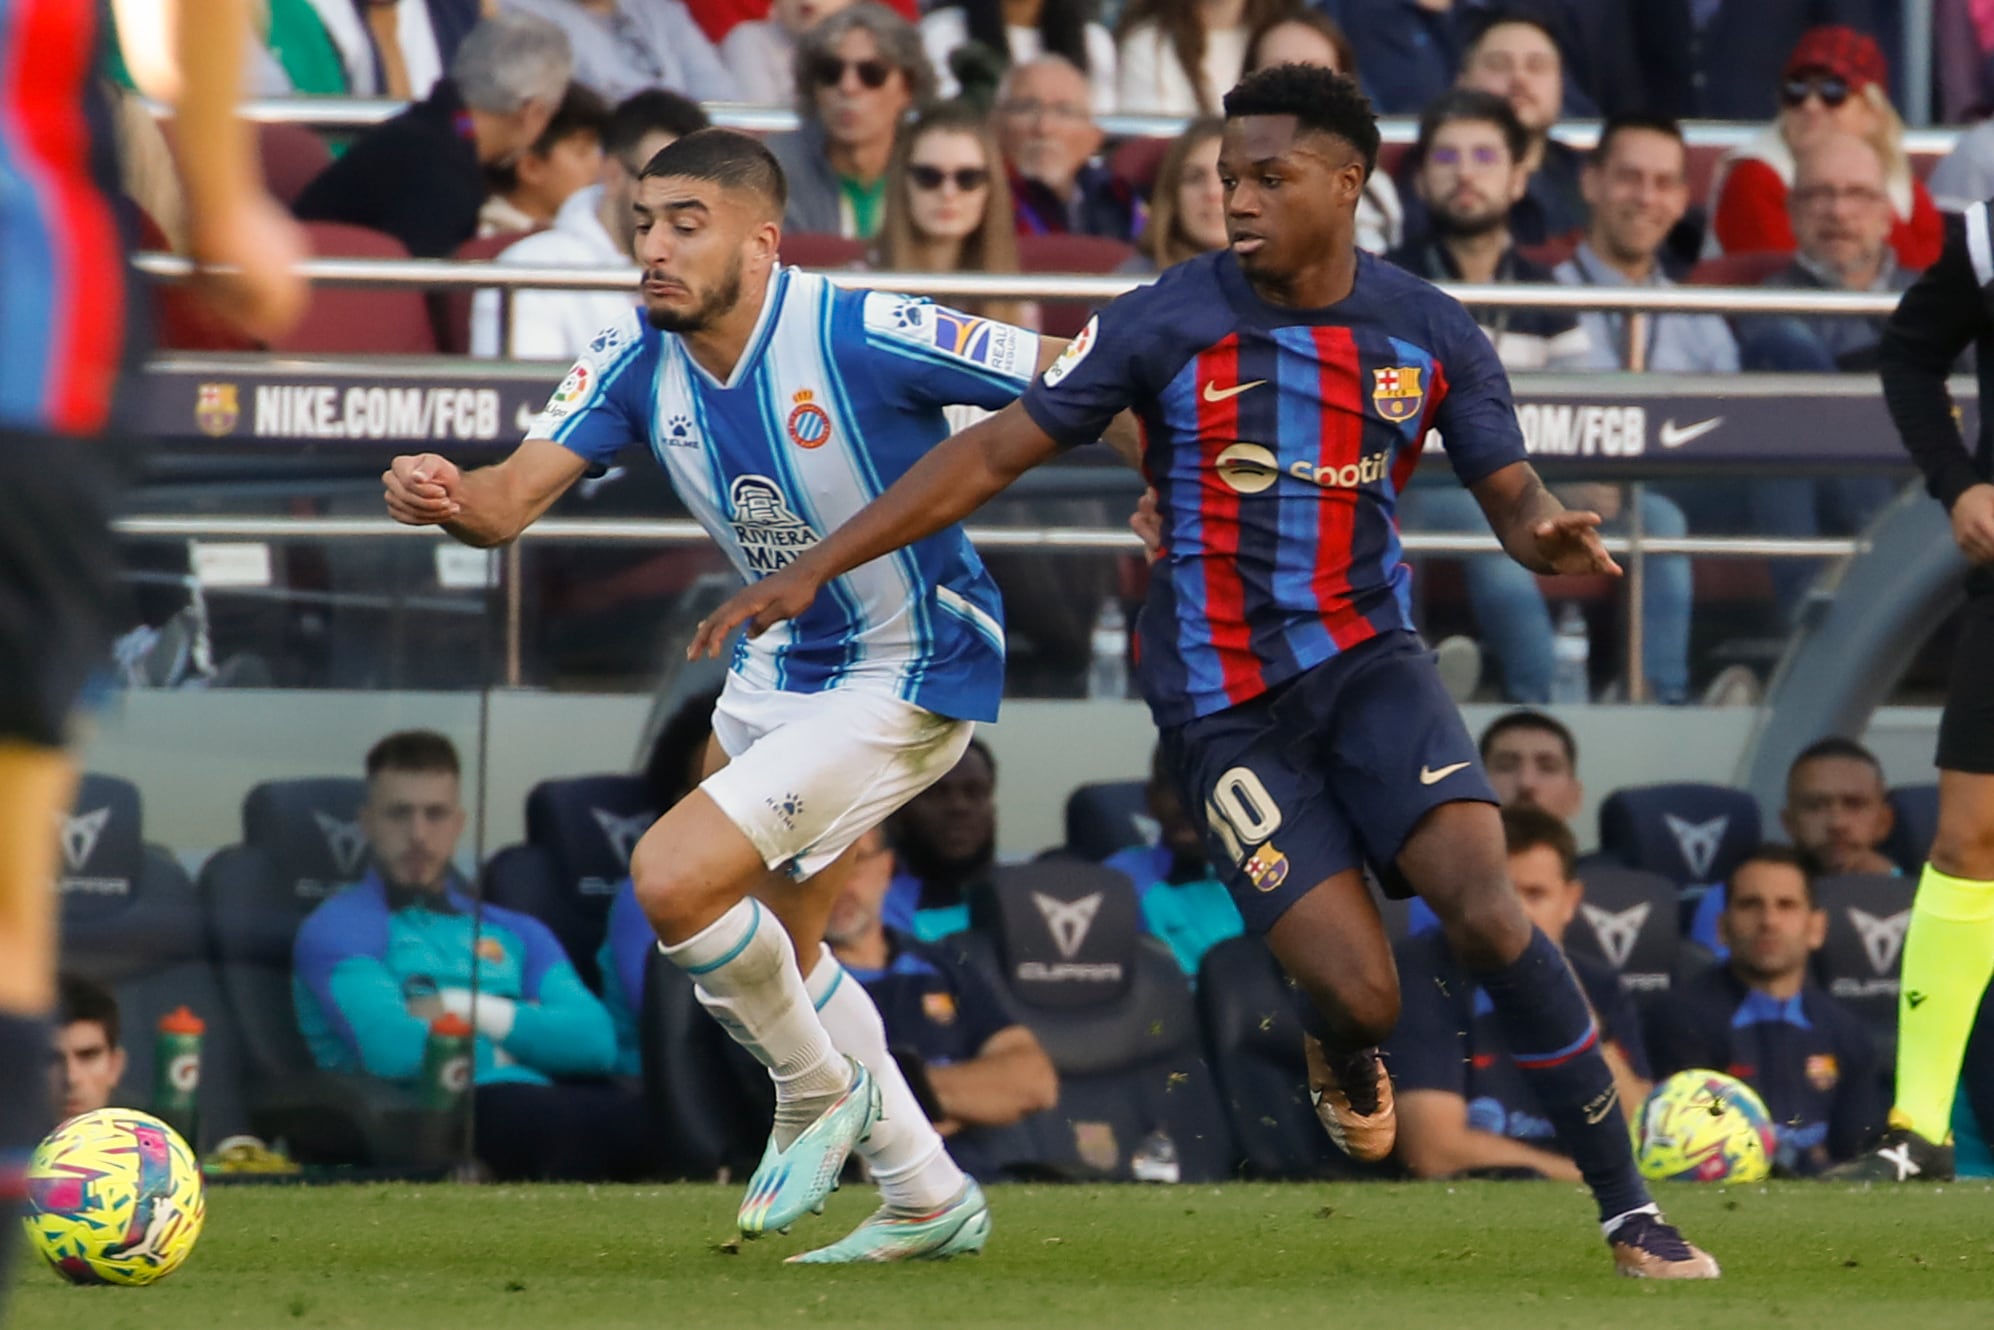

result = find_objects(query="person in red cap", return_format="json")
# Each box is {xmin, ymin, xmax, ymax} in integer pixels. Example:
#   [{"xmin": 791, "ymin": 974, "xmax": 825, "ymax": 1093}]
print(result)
[{"xmin": 1707, "ymin": 24, "xmax": 1942, "ymax": 270}]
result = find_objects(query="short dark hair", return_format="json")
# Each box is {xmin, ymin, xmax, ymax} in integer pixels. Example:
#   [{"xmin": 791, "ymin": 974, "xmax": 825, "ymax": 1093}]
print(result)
[
  {"xmin": 1501, "ymin": 805, "xmax": 1578, "ymax": 879},
  {"xmin": 1478, "ymin": 709, "xmax": 1578, "ymax": 770},
  {"xmin": 531, "ymin": 82, "xmax": 609, "ymax": 156},
  {"xmin": 366, "ymin": 730, "xmax": 461, "ymax": 781},
  {"xmin": 1222, "ymin": 63, "xmax": 1380, "ymax": 180},
  {"xmin": 964, "ymin": 735, "xmax": 996, "ymax": 784},
  {"xmin": 56, "ymin": 972, "xmax": 120, "ymax": 1049},
  {"xmin": 643, "ymin": 687, "xmax": 721, "ymax": 810},
  {"xmin": 1413, "ymin": 86, "xmax": 1528, "ymax": 168},
  {"xmin": 1726, "ymin": 843, "xmax": 1818, "ymax": 907},
  {"xmin": 1590, "ymin": 111, "xmax": 1686, "ymax": 167},
  {"xmin": 1465, "ymin": 8, "xmax": 1566, "ymax": 64},
  {"xmin": 1790, "ymin": 735, "xmax": 1884, "ymax": 782},
  {"xmin": 640, "ymin": 127, "xmax": 789, "ymax": 217},
  {"xmin": 606, "ymin": 89, "xmax": 711, "ymax": 163}
]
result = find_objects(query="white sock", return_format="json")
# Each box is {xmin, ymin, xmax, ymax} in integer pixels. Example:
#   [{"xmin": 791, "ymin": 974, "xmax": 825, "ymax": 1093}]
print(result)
[
  {"xmin": 1602, "ymin": 1203, "xmax": 1660, "ymax": 1238},
  {"xmin": 807, "ymin": 946, "xmax": 966, "ymax": 1211},
  {"xmin": 658, "ymin": 899, "xmax": 850, "ymax": 1124}
]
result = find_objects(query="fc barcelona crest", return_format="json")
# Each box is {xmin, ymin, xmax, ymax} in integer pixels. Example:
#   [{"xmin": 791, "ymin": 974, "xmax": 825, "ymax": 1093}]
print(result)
[
  {"xmin": 195, "ymin": 383, "xmax": 239, "ymax": 437},
  {"xmin": 1371, "ymin": 366, "xmax": 1424, "ymax": 422}
]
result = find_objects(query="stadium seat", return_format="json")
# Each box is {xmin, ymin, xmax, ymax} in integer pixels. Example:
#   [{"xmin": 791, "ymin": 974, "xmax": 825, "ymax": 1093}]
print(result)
[
  {"xmin": 953, "ymin": 861, "xmax": 1235, "ymax": 1181},
  {"xmin": 638, "ymin": 947, "xmax": 772, "ymax": 1179},
  {"xmin": 202, "ymin": 778, "xmax": 438, "ymax": 1166},
  {"xmin": 57, "ymin": 774, "xmax": 249, "ymax": 1151},
  {"xmin": 1686, "ymin": 251, "xmax": 1793, "ymax": 287},
  {"xmin": 1596, "ymin": 782, "xmax": 1761, "ymax": 900},
  {"xmin": 1884, "ymin": 783, "xmax": 1939, "ymax": 876},
  {"xmin": 1062, "ymin": 779, "xmax": 1151, "ymax": 860},
  {"xmin": 269, "ymin": 223, "xmax": 437, "ymax": 355},
  {"xmin": 1517, "ymin": 229, "xmax": 1582, "ymax": 270},
  {"xmin": 1683, "ymin": 142, "xmax": 1727, "ymax": 210},
  {"xmin": 256, "ymin": 121, "xmax": 332, "ymax": 208},
  {"xmin": 1018, "ymin": 232, "xmax": 1137, "ymax": 339},
  {"xmin": 131, "ymin": 203, "xmax": 261, "ymax": 353},
  {"xmin": 1196, "ymin": 935, "xmax": 1391, "ymax": 1180},
  {"xmin": 482, "ymin": 775, "xmax": 659, "ymax": 990},
  {"xmin": 1563, "ymin": 860, "xmax": 1679, "ymax": 1001},
  {"xmin": 1813, "ymin": 872, "xmax": 1917, "ymax": 1049},
  {"xmin": 434, "ymin": 230, "xmax": 534, "ymax": 356},
  {"xmin": 780, "ymin": 232, "xmax": 866, "ymax": 269},
  {"xmin": 1108, "ymin": 135, "xmax": 1170, "ymax": 198}
]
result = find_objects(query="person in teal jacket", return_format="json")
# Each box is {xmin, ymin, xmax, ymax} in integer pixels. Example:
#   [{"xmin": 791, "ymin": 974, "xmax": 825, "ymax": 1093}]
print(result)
[
  {"xmin": 1103, "ymin": 745, "xmax": 1243, "ymax": 980},
  {"xmin": 293, "ymin": 730, "xmax": 649, "ymax": 1180}
]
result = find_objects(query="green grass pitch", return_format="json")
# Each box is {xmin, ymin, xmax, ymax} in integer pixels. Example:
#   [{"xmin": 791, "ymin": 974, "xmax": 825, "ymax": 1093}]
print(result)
[{"xmin": 14, "ymin": 1181, "xmax": 1994, "ymax": 1329}]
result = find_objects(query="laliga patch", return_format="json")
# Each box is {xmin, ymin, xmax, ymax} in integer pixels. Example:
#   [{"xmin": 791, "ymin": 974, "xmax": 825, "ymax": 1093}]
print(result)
[
  {"xmin": 1042, "ymin": 316, "xmax": 1097, "ymax": 387},
  {"xmin": 543, "ymin": 362, "xmax": 593, "ymax": 420}
]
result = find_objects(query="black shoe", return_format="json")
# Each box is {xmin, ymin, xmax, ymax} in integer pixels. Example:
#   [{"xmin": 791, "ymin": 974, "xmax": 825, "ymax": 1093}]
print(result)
[
  {"xmin": 1822, "ymin": 1114, "xmax": 1955, "ymax": 1183},
  {"xmin": 1608, "ymin": 1211, "xmax": 1721, "ymax": 1279}
]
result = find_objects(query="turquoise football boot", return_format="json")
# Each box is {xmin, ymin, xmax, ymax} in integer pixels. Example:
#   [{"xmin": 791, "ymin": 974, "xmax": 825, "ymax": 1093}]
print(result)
[
  {"xmin": 786, "ymin": 1179, "xmax": 990, "ymax": 1264},
  {"xmin": 737, "ymin": 1057, "xmax": 880, "ymax": 1237}
]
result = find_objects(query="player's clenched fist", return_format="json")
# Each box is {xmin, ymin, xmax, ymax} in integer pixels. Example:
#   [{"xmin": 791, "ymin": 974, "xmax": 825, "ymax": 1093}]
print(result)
[{"xmin": 384, "ymin": 453, "xmax": 464, "ymax": 525}]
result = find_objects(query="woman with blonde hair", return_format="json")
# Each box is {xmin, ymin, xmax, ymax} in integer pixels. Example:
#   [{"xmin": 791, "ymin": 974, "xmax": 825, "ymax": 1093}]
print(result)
[
  {"xmin": 872, "ymin": 100, "xmax": 1036, "ymax": 329},
  {"xmin": 1708, "ymin": 25, "xmax": 1942, "ymax": 268},
  {"xmin": 1123, "ymin": 115, "xmax": 1227, "ymax": 273}
]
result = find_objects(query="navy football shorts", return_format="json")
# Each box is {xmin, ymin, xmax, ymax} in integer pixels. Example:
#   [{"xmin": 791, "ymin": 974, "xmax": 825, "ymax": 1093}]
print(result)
[{"xmin": 1158, "ymin": 630, "xmax": 1499, "ymax": 935}]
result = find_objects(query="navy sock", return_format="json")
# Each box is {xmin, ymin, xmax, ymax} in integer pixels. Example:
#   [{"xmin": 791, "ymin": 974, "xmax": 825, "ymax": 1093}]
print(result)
[
  {"xmin": 0, "ymin": 1011, "xmax": 52, "ymax": 1310},
  {"xmin": 1472, "ymin": 928, "xmax": 1650, "ymax": 1224}
]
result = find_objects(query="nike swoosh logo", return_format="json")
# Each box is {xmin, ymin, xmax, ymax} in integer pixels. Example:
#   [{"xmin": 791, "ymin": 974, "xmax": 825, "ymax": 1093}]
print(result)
[
  {"xmin": 1203, "ymin": 379, "xmax": 1267, "ymax": 403},
  {"xmin": 1419, "ymin": 761, "xmax": 1471, "ymax": 786},
  {"xmin": 1657, "ymin": 416, "xmax": 1723, "ymax": 449},
  {"xmin": 1907, "ymin": 991, "xmax": 1928, "ymax": 1009},
  {"xmin": 1584, "ymin": 1086, "xmax": 1620, "ymax": 1125}
]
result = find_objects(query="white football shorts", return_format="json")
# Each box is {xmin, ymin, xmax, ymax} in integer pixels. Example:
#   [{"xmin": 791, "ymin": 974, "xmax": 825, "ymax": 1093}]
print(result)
[{"xmin": 701, "ymin": 674, "xmax": 974, "ymax": 881}]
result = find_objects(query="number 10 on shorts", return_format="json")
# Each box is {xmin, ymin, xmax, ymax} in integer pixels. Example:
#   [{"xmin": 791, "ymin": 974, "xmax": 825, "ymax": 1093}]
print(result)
[{"xmin": 1205, "ymin": 766, "xmax": 1289, "ymax": 890}]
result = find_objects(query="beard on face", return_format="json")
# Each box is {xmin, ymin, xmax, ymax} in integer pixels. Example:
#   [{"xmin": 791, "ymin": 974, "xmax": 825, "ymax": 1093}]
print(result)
[
  {"xmin": 1429, "ymin": 196, "xmax": 1510, "ymax": 240},
  {"xmin": 646, "ymin": 251, "xmax": 745, "ymax": 333}
]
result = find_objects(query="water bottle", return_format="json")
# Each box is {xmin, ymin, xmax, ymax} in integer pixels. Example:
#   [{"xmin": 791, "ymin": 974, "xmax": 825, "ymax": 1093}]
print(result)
[
  {"xmin": 419, "ymin": 1013, "xmax": 475, "ymax": 1113},
  {"xmin": 1129, "ymin": 1126, "xmax": 1181, "ymax": 1183},
  {"xmin": 1088, "ymin": 599, "xmax": 1129, "ymax": 699},
  {"xmin": 152, "ymin": 1007, "xmax": 205, "ymax": 1147},
  {"xmin": 1550, "ymin": 602, "xmax": 1590, "ymax": 704}
]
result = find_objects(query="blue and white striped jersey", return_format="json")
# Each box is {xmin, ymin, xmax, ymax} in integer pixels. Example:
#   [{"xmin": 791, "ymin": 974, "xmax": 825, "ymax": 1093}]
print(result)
[{"xmin": 528, "ymin": 267, "xmax": 1040, "ymax": 723}]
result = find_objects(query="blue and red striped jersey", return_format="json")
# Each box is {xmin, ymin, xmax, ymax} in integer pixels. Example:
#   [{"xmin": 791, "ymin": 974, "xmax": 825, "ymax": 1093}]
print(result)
[{"xmin": 1020, "ymin": 249, "xmax": 1528, "ymax": 726}]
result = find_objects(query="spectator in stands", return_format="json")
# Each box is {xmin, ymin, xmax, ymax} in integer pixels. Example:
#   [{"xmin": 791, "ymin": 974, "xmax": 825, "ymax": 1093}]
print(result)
[
  {"xmin": 478, "ymin": 82, "xmax": 609, "ymax": 236},
  {"xmin": 765, "ymin": 3, "xmax": 934, "ymax": 240},
  {"xmin": 1649, "ymin": 845, "xmax": 1885, "ymax": 1174},
  {"xmin": 1783, "ymin": 737, "xmax": 1899, "ymax": 879},
  {"xmin": 50, "ymin": 974, "xmax": 124, "ymax": 1122},
  {"xmin": 1387, "ymin": 89, "xmax": 1596, "ymax": 370},
  {"xmin": 1240, "ymin": 15, "xmax": 1401, "ymax": 253},
  {"xmin": 1388, "ymin": 807, "xmax": 1651, "ymax": 1180},
  {"xmin": 723, "ymin": 0, "xmax": 858, "ymax": 107},
  {"xmin": 995, "ymin": 56, "xmax": 1141, "ymax": 242},
  {"xmin": 110, "ymin": 0, "xmax": 346, "ymax": 98},
  {"xmin": 1102, "ymin": 746, "xmax": 1241, "ymax": 978},
  {"xmin": 1112, "ymin": 0, "xmax": 1284, "ymax": 115},
  {"xmin": 1635, "ymin": 0, "xmax": 1888, "ymax": 122},
  {"xmin": 1552, "ymin": 113, "xmax": 1739, "ymax": 375},
  {"xmin": 824, "ymin": 827, "xmax": 1057, "ymax": 1175},
  {"xmin": 1332, "ymin": 0, "xmax": 1471, "ymax": 115},
  {"xmin": 873, "ymin": 101, "xmax": 1035, "ymax": 330},
  {"xmin": 885, "ymin": 737, "xmax": 997, "ymax": 940},
  {"xmin": 499, "ymin": 0, "xmax": 738, "ymax": 103},
  {"xmin": 1707, "ymin": 26, "xmax": 1942, "ymax": 271},
  {"xmin": 1119, "ymin": 115, "xmax": 1225, "ymax": 274},
  {"xmin": 1479, "ymin": 709, "xmax": 1583, "ymax": 822},
  {"xmin": 293, "ymin": 731, "xmax": 648, "ymax": 1181},
  {"xmin": 599, "ymin": 690, "xmax": 722, "ymax": 1076},
  {"xmin": 471, "ymin": 90, "xmax": 710, "ymax": 360},
  {"xmin": 294, "ymin": 13, "xmax": 573, "ymax": 259},
  {"xmin": 1449, "ymin": 13, "xmax": 1586, "ymax": 247},
  {"xmin": 923, "ymin": 0, "xmax": 1117, "ymax": 113}
]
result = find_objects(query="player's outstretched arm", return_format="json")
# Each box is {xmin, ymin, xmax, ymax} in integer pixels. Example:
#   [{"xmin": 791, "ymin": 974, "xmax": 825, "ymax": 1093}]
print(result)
[
  {"xmin": 383, "ymin": 439, "xmax": 589, "ymax": 548},
  {"xmin": 1469, "ymin": 461, "xmax": 1623, "ymax": 577},
  {"xmin": 688, "ymin": 400, "xmax": 1063, "ymax": 655}
]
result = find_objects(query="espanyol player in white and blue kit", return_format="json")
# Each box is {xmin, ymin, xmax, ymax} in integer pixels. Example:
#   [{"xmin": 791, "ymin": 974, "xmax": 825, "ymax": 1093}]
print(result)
[{"xmin": 384, "ymin": 129, "xmax": 1078, "ymax": 1262}]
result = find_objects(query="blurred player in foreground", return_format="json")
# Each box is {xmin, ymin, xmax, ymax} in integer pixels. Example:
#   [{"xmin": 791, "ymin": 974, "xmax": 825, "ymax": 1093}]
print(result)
[
  {"xmin": 1826, "ymin": 192, "xmax": 1994, "ymax": 1181},
  {"xmin": 383, "ymin": 129, "xmax": 1109, "ymax": 1260},
  {"xmin": 690, "ymin": 64, "xmax": 1718, "ymax": 1278},
  {"xmin": 0, "ymin": 0, "xmax": 305, "ymax": 1308}
]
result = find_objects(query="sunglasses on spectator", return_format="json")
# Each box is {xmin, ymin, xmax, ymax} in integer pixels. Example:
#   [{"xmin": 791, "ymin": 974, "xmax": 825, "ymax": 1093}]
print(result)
[
  {"xmin": 1780, "ymin": 75, "xmax": 1851, "ymax": 108},
  {"xmin": 1427, "ymin": 144, "xmax": 1507, "ymax": 170},
  {"xmin": 908, "ymin": 164, "xmax": 990, "ymax": 192},
  {"xmin": 810, "ymin": 56, "xmax": 893, "ymax": 89}
]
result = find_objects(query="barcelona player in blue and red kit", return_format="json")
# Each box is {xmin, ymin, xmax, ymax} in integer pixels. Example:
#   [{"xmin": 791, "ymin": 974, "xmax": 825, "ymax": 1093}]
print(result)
[
  {"xmin": 692, "ymin": 64, "xmax": 1718, "ymax": 1277},
  {"xmin": 0, "ymin": 0, "xmax": 303, "ymax": 1307}
]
